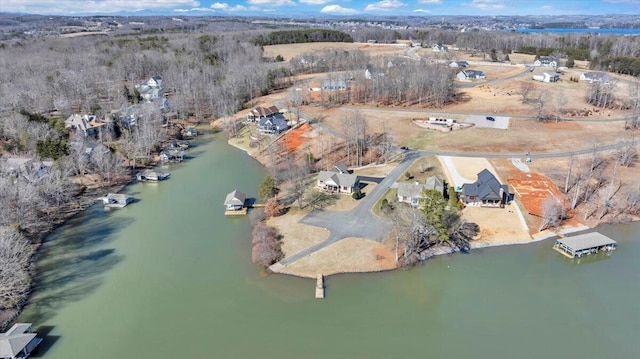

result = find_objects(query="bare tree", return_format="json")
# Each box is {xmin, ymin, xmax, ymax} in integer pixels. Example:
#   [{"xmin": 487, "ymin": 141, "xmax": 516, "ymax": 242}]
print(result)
[
  {"xmin": 518, "ymin": 82, "xmax": 535, "ymax": 104},
  {"xmin": 539, "ymin": 196, "xmax": 568, "ymax": 231},
  {"xmin": 564, "ymin": 155, "xmax": 574, "ymax": 193},
  {"xmin": 0, "ymin": 227, "xmax": 32, "ymax": 311},
  {"xmin": 618, "ymin": 140, "xmax": 637, "ymax": 167}
]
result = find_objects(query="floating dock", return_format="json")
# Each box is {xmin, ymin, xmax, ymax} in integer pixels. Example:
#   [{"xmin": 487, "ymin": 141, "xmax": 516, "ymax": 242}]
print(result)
[
  {"xmin": 553, "ymin": 232, "xmax": 616, "ymax": 259},
  {"xmin": 315, "ymin": 274, "xmax": 324, "ymax": 299},
  {"xmin": 224, "ymin": 208, "xmax": 247, "ymax": 216}
]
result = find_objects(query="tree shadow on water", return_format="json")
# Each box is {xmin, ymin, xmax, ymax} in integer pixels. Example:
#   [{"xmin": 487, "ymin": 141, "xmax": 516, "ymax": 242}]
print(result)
[{"xmin": 23, "ymin": 207, "xmax": 130, "ymax": 324}]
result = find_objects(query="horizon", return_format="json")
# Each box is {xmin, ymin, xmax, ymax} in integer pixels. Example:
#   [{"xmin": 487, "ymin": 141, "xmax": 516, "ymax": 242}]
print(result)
[{"xmin": 1, "ymin": 0, "xmax": 639, "ymax": 17}]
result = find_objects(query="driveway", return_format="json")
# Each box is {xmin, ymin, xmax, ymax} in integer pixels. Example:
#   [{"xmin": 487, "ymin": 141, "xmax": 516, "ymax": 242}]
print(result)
[{"xmin": 278, "ymin": 152, "xmax": 421, "ymax": 266}]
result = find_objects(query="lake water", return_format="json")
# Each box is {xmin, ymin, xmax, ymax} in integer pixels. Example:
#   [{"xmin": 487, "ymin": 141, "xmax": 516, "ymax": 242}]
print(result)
[
  {"xmin": 515, "ymin": 28, "xmax": 640, "ymax": 35},
  {"xmin": 19, "ymin": 132, "xmax": 640, "ymax": 358}
]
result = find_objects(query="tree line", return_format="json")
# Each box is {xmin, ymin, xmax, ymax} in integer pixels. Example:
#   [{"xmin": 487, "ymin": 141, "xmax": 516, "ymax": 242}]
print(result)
[{"xmin": 252, "ymin": 29, "xmax": 353, "ymax": 46}]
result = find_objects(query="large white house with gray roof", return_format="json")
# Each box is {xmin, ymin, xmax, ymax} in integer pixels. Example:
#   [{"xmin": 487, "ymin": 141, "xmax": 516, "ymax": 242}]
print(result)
[
  {"xmin": 456, "ymin": 70, "xmax": 485, "ymax": 81},
  {"xmin": 317, "ymin": 165, "xmax": 359, "ymax": 194}
]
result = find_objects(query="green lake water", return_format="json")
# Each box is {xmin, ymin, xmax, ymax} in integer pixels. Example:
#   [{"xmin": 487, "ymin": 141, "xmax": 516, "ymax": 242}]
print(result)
[{"xmin": 20, "ymin": 133, "xmax": 640, "ymax": 358}]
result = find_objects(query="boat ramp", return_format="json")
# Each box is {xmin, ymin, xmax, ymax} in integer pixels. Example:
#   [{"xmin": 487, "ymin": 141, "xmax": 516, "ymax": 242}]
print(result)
[{"xmin": 553, "ymin": 232, "xmax": 616, "ymax": 259}]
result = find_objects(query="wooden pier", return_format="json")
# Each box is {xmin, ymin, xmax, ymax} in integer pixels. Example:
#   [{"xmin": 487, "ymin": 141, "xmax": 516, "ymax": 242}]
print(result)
[
  {"xmin": 315, "ymin": 274, "xmax": 324, "ymax": 299},
  {"xmin": 553, "ymin": 232, "xmax": 617, "ymax": 259},
  {"xmin": 224, "ymin": 208, "xmax": 247, "ymax": 216}
]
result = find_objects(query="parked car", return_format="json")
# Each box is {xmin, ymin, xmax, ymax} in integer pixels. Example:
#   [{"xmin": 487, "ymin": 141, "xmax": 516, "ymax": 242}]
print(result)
[
  {"xmin": 400, "ymin": 146, "xmax": 409, "ymax": 150},
  {"xmin": 486, "ymin": 116, "xmax": 495, "ymax": 121}
]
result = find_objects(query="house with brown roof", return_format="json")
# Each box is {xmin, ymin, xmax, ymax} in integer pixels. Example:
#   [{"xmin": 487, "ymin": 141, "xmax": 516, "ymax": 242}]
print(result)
[{"xmin": 246, "ymin": 106, "xmax": 280, "ymax": 122}]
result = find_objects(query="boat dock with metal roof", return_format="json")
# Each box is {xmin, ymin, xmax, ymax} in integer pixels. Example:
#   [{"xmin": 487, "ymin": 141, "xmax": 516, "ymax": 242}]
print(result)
[{"xmin": 553, "ymin": 232, "xmax": 617, "ymax": 259}]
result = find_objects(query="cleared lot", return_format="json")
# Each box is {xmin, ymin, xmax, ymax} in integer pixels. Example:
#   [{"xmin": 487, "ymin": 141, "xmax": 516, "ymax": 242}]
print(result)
[{"xmin": 465, "ymin": 115, "xmax": 510, "ymax": 129}]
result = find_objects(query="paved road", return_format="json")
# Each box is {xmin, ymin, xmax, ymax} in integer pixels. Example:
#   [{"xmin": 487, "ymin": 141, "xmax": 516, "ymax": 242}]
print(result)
[{"xmin": 278, "ymin": 152, "xmax": 421, "ymax": 266}]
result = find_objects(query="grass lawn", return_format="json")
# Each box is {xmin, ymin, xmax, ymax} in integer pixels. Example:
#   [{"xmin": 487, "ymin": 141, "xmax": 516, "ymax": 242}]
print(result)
[
  {"xmin": 372, "ymin": 188, "xmax": 398, "ymax": 218},
  {"xmin": 404, "ymin": 156, "xmax": 445, "ymax": 183},
  {"xmin": 227, "ymin": 125, "xmax": 270, "ymax": 157}
]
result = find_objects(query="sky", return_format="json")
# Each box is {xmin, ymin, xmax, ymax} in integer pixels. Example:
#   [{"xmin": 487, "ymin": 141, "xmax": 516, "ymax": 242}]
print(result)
[{"xmin": 1, "ymin": 0, "xmax": 639, "ymax": 16}]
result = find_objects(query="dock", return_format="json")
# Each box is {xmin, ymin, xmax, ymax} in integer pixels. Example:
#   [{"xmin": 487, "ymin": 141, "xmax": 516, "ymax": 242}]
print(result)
[
  {"xmin": 315, "ymin": 274, "xmax": 324, "ymax": 299},
  {"xmin": 553, "ymin": 232, "xmax": 617, "ymax": 259},
  {"xmin": 224, "ymin": 208, "xmax": 247, "ymax": 216}
]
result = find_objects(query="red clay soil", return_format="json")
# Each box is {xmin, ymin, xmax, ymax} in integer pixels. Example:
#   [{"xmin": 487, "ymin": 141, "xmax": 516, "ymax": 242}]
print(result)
[
  {"xmin": 282, "ymin": 123, "xmax": 313, "ymax": 153},
  {"xmin": 508, "ymin": 172, "xmax": 568, "ymax": 217}
]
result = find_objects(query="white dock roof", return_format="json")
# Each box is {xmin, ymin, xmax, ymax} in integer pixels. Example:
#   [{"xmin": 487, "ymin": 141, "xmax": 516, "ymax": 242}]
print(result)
[{"xmin": 557, "ymin": 232, "xmax": 616, "ymax": 251}]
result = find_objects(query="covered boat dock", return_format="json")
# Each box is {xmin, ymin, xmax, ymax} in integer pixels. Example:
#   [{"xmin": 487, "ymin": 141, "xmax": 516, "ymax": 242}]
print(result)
[{"xmin": 553, "ymin": 232, "xmax": 617, "ymax": 259}]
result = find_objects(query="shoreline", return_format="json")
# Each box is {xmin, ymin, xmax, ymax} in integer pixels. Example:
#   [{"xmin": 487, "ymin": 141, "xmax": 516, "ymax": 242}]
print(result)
[
  {"xmin": 1, "ymin": 126, "xmax": 210, "ymax": 330},
  {"xmin": 226, "ymin": 133, "xmax": 637, "ymax": 279}
]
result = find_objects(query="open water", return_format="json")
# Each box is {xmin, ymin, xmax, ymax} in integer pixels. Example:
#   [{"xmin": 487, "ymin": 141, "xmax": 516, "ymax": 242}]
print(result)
[{"xmin": 19, "ymin": 132, "xmax": 640, "ymax": 358}]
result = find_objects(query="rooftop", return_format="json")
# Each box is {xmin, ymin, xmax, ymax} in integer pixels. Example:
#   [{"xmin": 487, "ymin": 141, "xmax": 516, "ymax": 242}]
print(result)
[{"xmin": 557, "ymin": 232, "xmax": 616, "ymax": 251}]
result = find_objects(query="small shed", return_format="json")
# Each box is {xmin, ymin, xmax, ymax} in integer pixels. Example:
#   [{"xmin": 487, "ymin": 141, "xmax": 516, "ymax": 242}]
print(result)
[{"xmin": 224, "ymin": 190, "xmax": 246, "ymax": 211}]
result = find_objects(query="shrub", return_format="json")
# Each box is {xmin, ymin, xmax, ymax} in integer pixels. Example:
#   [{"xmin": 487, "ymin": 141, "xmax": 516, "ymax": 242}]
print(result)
[
  {"xmin": 251, "ymin": 223, "xmax": 283, "ymax": 267},
  {"xmin": 352, "ymin": 188, "xmax": 364, "ymax": 200}
]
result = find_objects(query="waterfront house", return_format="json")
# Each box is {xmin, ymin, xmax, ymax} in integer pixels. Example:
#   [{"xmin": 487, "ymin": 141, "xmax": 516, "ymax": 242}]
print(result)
[
  {"xmin": 456, "ymin": 70, "xmax": 486, "ymax": 81},
  {"xmin": 533, "ymin": 56, "xmax": 558, "ymax": 68},
  {"xmin": 65, "ymin": 114, "xmax": 105, "ymax": 137},
  {"xmin": 0, "ymin": 323, "xmax": 42, "ymax": 359},
  {"xmin": 2, "ymin": 157, "xmax": 53, "ymax": 183},
  {"xmin": 461, "ymin": 169, "xmax": 509, "ymax": 207},
  {"xmin": 397, "ymin": 176, "xmax": 445, "ymax": 207},
  {"xmin": 224, "ymin": 190, "xmax": 246, "ymax": 211},
  {"xmin": 159, "ymin": 149, "xmax": 185, "ymax": 162},
  {"xmin": 246, "ymin": 106, "xmax": 280, "ymax": 122},
  {"xmin": 317, "ymin": 166, "xmax": 359, "ymax": 194},
  {"xmin": 258, "ymin": 114, "xmax": 289, "ymax": 135},
  {"xmin": 135, "ymin": 76, "xmax": 164, "ymax": 100}
]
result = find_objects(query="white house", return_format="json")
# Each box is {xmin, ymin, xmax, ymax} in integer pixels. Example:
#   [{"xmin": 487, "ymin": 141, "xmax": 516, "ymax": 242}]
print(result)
[
  {"xmin": 432, "ymin": 44, "xmax": 449, "ymax": 52},
  {"xmin": 135, "ymin": 76, "xmax": 163, "ymax": 100},
  {"xmin": 533, "ymin": 56, "xmax": 558, "ymax": 68},
  {"xmin": 365, "ymin": 66, "xmax": 385, "ymax": 80},
  {"xmin": 224, "ymin": 190, "xmax": 246, "ymax": 211},
  {"xmin": 449, "ymin": 61, "xmax": 469, "ymax": 68},
  {"xmin": 456, "ymin": 70, "xmax": 486, "ymax": 81},
  {"xmin": 317, "ymin": 165, "xmax": 359, "ymax": 194},
  {"xmin": 580, "ymin": 72, "xmax": 610, "ymax": 84},
  {"xmin": 533, "ymin": 72, "xmax": 560, "ymax": 83}
]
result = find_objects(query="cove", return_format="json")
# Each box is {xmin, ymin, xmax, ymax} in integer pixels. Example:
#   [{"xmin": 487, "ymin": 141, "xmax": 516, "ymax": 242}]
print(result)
[{"xmin": 19, "ymin": 132, "xmax": 640, "ymax": 358}]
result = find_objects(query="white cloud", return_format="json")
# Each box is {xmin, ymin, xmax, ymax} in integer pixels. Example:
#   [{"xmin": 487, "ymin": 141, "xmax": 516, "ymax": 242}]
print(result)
[
  {"xmin": 247, "ymin": 0, "xmax": 294, "ymax": 6},
  {"xmin": 413, "ymin": 9, "xmax": 431, "ymax": 13},
  {"xmin": 464, "ymin": 0, "xmax": 506, "ymax": 10},
  {"xmin": 364, "ymin": 0, "xmax": 406, "ymax": 12},
  {"xmin": 210, "ymin": 2, "xmax": 247, "ymax": 11},
  {"xmin": 321, "ymin": 5, "xmax": 357, "ymax": 14},
  {"xmin": 418, "ymin": 0, "xmax": 442, "ymax": 4},
  {"xmin": 540, "ymin": 5, "xmax": 553, "ymax": 9},
  {"xmin": 300, "ymin": 0, "xmax": 334, "ymax": 4},
  {"xmin": 1, "ymin": 0, "xmax": 200, "ymax": 14}
]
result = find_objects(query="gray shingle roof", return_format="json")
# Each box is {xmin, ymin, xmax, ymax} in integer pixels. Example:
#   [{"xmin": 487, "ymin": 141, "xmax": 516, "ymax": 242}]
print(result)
[
  {"xmin": 557, "ymin": 232, "xmax": 616, "ymax": 251},
  {"xmin": 397, "ymin": 176, "xmax": 444, "ymax": 199},
  {"xmin": 0, "ymin": 323, "xmax": 36, "ymax": 357},
  {"xmin": 318, "ymin": 171, "xmax": 358, "ymax": 189},
  {"xmin": 224, "ymin": 190, "xmax": 246, "ymax": 206},
  {"xmin": 462, "ymin": 169, "xmax": 508, "ymax": 202}
]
